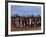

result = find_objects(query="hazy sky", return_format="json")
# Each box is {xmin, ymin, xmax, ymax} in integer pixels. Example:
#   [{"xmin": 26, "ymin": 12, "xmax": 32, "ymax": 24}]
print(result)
[{"xmin": 11, "ymin": 5, "xmax": 41, "ymax": 16}]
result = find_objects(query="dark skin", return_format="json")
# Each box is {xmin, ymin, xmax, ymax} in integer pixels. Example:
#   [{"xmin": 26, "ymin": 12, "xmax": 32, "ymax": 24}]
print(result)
[
  {"xmin": 31, "ymin": 18, "xmax": 37, "ymax": 28},
  {"xmin": 22, "ymin": 18, "xmax": 29, "ymax": 28}
]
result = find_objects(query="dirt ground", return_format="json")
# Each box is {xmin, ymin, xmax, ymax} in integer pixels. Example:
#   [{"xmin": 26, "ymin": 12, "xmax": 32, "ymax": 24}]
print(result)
[{"xmin": 11, "ymin": 24, "xmax": 41, "ymax": 31}]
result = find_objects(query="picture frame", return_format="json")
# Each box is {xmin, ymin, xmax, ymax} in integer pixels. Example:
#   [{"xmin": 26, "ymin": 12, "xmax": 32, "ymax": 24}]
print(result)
[{"xmin": 5, "ymin": 1, "xmax": 45, "ymax": 36}]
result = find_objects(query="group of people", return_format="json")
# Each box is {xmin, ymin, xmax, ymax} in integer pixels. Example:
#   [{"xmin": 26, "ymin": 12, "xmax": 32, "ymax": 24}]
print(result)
[{"xmin": 11, "ymin": 17, "xmax": 41, "ymax": 29}]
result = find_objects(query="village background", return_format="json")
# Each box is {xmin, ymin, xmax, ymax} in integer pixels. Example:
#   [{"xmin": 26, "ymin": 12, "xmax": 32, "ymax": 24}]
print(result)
[{"xmin": 0, "ymin": 0, "xmax": 46, "ymax": 37}]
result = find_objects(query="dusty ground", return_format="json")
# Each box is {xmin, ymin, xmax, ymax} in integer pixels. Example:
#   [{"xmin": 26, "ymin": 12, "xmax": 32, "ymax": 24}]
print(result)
[{"xmin": 11, "ymin": 24, "xmax": 41, "ymax": 31}]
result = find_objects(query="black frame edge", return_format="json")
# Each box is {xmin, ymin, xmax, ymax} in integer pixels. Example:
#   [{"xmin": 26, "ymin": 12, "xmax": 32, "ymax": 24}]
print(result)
[{"xmin": 5, "ymin": 1, "xmax": 8, "ymax": 36}]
